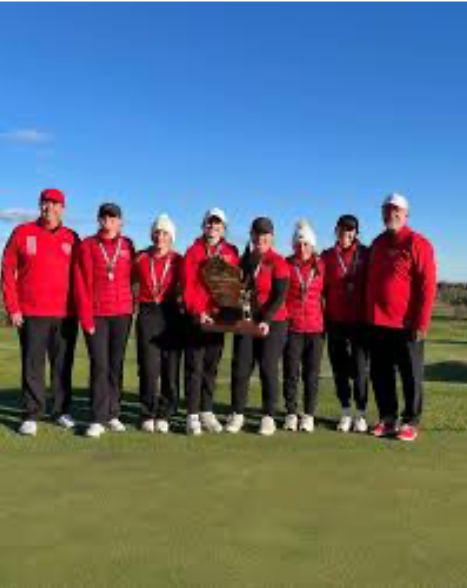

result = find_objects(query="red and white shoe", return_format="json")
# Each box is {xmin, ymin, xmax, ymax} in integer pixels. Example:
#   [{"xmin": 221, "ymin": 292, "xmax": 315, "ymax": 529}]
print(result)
[
  {"xmin": 373, "ymin": 421, "xmax": 397, "ymax": 438},
  {"xmin": 397, "ymin": 424, "xmax": 419, "ymax": 442}
]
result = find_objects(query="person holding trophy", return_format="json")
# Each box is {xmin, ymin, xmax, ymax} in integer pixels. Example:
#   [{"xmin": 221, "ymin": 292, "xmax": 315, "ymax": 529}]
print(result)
[
  {"xmin": 226, "ymin": 217, "xmax": 290, "ymax": 436},
  {"xmin": 133, "ymin": 214, "xmax": 183, "ymax": 434},
  {"xmin": 182, "ymin": 208, "xmax": 239, "ymax": 436},
  {"xmin": 74, "ymin": 203, "xmax": 135, "ymax": 438},
  {"xmin": 283, "ymin": 220, "xmax": 325, "ymax": 433}
]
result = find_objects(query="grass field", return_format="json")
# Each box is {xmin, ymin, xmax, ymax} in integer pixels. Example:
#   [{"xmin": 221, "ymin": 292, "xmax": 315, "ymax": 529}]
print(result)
[{"xmin": 1, "ymin": 311, "xmax": 467, "ymax": 588}]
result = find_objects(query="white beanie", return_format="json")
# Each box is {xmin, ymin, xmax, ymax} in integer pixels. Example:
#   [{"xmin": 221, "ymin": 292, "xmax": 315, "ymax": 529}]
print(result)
[
  {"xmin": 382, "ymin": 192, "xmax": 409, "ymax": 211},
  {"xmin": 292, "ymin": 219, "xmax": 317, "ymax": 248},
  {"xmin": 151, "ymin": 213, "xmax": 176, "ymax": 243},
  {"xmin": 202, "ymin": 207, "xmax": 227, "ymax": 227}
]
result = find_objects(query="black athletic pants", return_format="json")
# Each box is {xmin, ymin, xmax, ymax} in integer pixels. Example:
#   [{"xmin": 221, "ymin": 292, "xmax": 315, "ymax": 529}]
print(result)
[
  {"xmin": 184, "ymin": 322, "xmax": 224, "ymax": 415},
  {"xmin": 136, "ymin": 303, "xmax": 182, "ymax": 419},
  {"xmin": 84, "ymin": 315, "xmax": 132, "ymax": 424},
  {"xmin": 18, "ymin": 316, "xmax": 78, "ymax": 420},
  {"xmin": 327, "ymin": 321, "xmax": 369, "ymax": 412},
  {"xmin": 231, "ymin": 321, "xmax": 288, "ymax": 416},
  {"xmin": 369, "ymin": 326, "xmax": 424, "ymax": 425},
  {"xmin": 283, "ymin": 331, "xmax": 324, "ymax": 416}
]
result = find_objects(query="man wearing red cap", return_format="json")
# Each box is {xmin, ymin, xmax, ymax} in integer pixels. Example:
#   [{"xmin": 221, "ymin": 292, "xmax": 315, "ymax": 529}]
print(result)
[
  {"xmin": 366, "ymin": 193, "xmax": 437, "ymax": 442},
  {"xmin": 1, "ymin": 189, "xmax": 79, "ymax": 436}
]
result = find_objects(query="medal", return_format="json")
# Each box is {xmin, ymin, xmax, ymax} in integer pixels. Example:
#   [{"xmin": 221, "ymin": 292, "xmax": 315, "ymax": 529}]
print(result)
[
  {"xmin": 295, "ymin": 261, "xmax": 316, "ymax": 301},
  {"xmin": 99, "ymin": 238, "xmax": 122, "ymax": 282},
  {"xmin": 150, "ymin": 253, "xmax": 172, "ymax": 303}
]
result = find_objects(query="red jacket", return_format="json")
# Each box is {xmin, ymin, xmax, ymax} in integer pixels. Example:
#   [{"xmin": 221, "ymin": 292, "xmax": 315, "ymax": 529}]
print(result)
[
  {"xmin": 286, "ymin": 254, "xmax": 324, "ymax": 333},
  {"xmin": 133, "ymin": 248, "xmax": 183, "ymax": 304},
  {"xmin": 366, "ymin": 226, "xmax": 436, "ymax": 332},
  {"xmin": 74, "ymin": 232, "xmax": 135, "ymax": 331},
  {"xmin": 253, "ymin": 249, "xmax": 289, "ymax": 322},
  {"xmin": 1, "ymin": 220, "xmax": 79, "ymax": 318},
  {"xmin": 322, "ymin": 241, "xmax": 369, "ymax": 324},
  {"xmin": 182, "ymin": 237, "xmax": 239, "ymax": 317}
]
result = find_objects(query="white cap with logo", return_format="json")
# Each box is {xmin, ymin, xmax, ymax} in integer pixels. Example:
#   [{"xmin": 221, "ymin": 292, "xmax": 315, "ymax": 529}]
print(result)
[
  {"xmin": 203, "ymin": 207, "xmax": 227, "ymax": 226},
  {"xmin": 382, "ymin": 193, "xmax": 409, "ymax": 211}
]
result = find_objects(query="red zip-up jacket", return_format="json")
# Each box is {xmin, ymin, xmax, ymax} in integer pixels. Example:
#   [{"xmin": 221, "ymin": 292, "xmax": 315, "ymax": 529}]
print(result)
[
  {"xmin": 322, "ymin": 241, "xmax": 369, "ymax": 324},
  {"xmin": 74, "ymin": 232, "xmax": 135, "ymax": 332},
  {"xmin": 133, "ymin": 248, "xmax": 183, "ymax": 304},
  {"xmin": 182, "ymin": 237, "xmax": 239, "ymax": 317},
  {"xmin": 1, "ymin": 220, "xmax": 79, "ymax": 318},
  {"xmin": 286, "ymin": 254, "xmax": 324, "ymax": 333},
  {"xmin": 366, "ymin": 226, "xmax": 436, "ymax": 332},
  {"xmin": 253, "ymin": 249, "xmax": 289, "ymax": 322}
]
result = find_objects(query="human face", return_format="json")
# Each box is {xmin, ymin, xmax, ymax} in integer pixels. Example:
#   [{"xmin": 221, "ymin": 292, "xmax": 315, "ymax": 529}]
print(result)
[
  {"xmin": 336, "ymin": 226, "xmax": 357, "ymax": 249},
  {"xmin": 99, "ymin": 215, "xmax": 123, "ymax": 237},
  {"xmin": 251, "ymin": 231, "xmax": 273, "ymax": 255},
  {"xmin": 294, "ymin": 241, "xmax": 314, "ymax": 261},
  {"xmin": 39, "ymin": 199, "xmax": 64, "ymax": 229},
  {"xmin": 203, "ymin": 216, "xmax": 225, "ymax": 243},
  {"xmin": 152, "ymin": 229, "xmax": 172, "ymax": 253},
  {"xmin": 382, "ymin": 204, "xmax": 408, "ymax": 233}
]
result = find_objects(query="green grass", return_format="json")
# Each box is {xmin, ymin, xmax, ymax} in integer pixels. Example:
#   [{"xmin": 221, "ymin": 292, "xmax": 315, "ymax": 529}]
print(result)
[{"xmin": 1, "ymin": 313, "xmax": 467, "ymax": 587}]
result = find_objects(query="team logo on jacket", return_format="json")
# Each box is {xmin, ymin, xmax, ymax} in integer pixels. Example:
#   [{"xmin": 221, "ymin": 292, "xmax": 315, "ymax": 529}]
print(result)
[
  {"xmin": 62, "ymin": 242, "xmax": 72, "ymax": 256},
  {"xmin": 26, "ymin": 236, "xmax": 37, "ymax": 255}
]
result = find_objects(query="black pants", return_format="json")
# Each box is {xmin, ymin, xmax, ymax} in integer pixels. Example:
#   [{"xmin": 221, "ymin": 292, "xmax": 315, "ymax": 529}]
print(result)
[
  {"xmin": 184, "ymin": 322, "xmax": 224, "ymax": 415},
  {"xmin": 369, "ymin": 326, "xmax": 425, "ymax": 425},
  {"xmin": 18, "ymin": 316, "xmax": 78, "ymax": 420},
  {"xmin": 136, "ymin": 303, "xmax": 182, "ymax": 419},
  {"xmin": 283, "ymin": 331, "xmax": 324, "ymax": 416},
  {"xmin": 327, "ymin": 322, "xmax": 369, "ymax": 412},
  {"xmin": 85, "ymin": 315, "xmax": 132, "ymax": 424},
  {"xmin": 231, "ymin": 321, "xmax": 288, "ymax": 417}
]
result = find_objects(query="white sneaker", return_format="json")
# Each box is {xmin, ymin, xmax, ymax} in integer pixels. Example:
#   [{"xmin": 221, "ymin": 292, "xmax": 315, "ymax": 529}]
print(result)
[
  {"xmin": 186, "ymin": 414, "xmax": 202, "ymax": 436},
  {"xmin": 283, "ymin": 414, "xmax": 298, "ymax": 432},
  {"xmin": 155, "ymin": 419, "xmax": 170, "ymax": 434},
  {"xmin": 337, "ymin": 414, "xmax": 353, "ymax": 433},
  {"xmin": 19, "ymin": 420, "xmax": 37, "ymax": 436},
  {"xmin": 108, "ymin": 418, "xmax": 126, "ymax": 433},
  {"xmin": 56, "ymin": 414, "xmax": 75, "ymax": 430},
  {"xmin": 86, "ymin": 423, "xmax": 106, "ymax": 438},
  {"xmin": 141, "ymin": 419, "xmax": 155, "ymax": 433},
  {"xmin": 353, "ymin": 415, "xmax": 369, "ymax": 433},
  {"xmin": 259, "ymin": 416, "xmax": 276, "ymax": 436},
  {"xmin": 200, "ymin": 411, "xmax": 223, "ymax": 433},
  {"xmin": 300, "ymin": 414, "xmax": 315, "ymax": 433},
  {"xmin": 225, "ymin": 413, "xmax": 245, "ymax": 434}
]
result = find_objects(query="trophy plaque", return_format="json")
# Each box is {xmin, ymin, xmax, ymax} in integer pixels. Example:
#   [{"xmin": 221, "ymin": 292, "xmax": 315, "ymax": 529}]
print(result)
[{"xmin": 200, "ymin": 257, "xmax": 264, "ymax": 337}]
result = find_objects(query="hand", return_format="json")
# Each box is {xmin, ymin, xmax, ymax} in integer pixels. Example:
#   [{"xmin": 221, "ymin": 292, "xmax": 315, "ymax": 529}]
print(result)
[
  {"xmin": 200, "ymin": 312, "xmax": 214, "ymax": 325},
  {"xmin": 86, "ymin": 327, "xmax": 96, "ymax": 336},
  {"xmin": 258, "ymin": 322, "xmax": 270, "ymax": 336},
  {"xmin": 10, "ymin": 312, "xmax": 24, "ymax": 328},
  {"xmin": 412, "ymin": 329, "xmax": 426, "ymax": 342}
]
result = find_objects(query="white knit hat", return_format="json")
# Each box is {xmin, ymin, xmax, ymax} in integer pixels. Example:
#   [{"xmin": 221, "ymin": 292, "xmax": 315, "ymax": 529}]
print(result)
[
  {"xmin": 292, "ymin": 219, "xmax": 317, "ymax": 248},
  {"xmin": 382, "ymin": 193, "xmax": 409, "ymax": 211},
  {"xmin": 202, "ymin": 207, "xmax": 227, "ymax": 227},
  {"xmin": 151, "ymin": 213, "xmax": 176, "ymax": 242}
]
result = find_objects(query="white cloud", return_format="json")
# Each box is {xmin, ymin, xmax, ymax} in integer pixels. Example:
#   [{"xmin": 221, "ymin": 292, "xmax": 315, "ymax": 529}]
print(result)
[
  {"xmin": 0, "ymin": 208, "xmax": 37, "ymax": 223},
  {"xmin": 0, "ymin": 129, "xmax": 53, "ymax": 145}
]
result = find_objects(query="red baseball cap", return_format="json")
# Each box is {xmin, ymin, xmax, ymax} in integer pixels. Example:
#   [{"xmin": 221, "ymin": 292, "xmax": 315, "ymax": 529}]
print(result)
[{"xmin": 40, "ymin": 188, "xmax": 66, "ymax": 206}]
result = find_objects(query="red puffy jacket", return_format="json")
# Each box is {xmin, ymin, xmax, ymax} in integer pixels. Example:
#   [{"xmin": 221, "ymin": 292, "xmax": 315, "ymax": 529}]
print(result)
[
  {"xmin": 74, "ymin": 232, "xmax": 135, "ymax": 331},
  {"xmin": 322, "ymin": 241, "xmax": 369, "ymax": 324},
  {"xmin": 1, "ymin": 220, "xmax": 79, "ymax": 318},
  {"xmin": 182, "ymin": 237, "xmax": 239, "ymax": 317},
  {"xmin": 253, "ymin": 248, "xmax": 289, "ymax": 322},
  {"xmin": 286, "ymin": 254, "xmax": 324, "ymax": 333},
  {"xmin": 133, "ymin": 249, "xmax": 183, "ymax": 304},
  {"xmin": 366, "ymin": 226, "xmax": 436, "ymax": 332}
]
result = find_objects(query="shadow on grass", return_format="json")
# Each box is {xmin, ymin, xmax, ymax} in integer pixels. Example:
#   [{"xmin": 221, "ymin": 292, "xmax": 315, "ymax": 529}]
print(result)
[
  {"xmin": 429, "ymin": 339, "xmax": 467, "ymax": 346},
  {"xmin": 425, "ymin": 361, "xmax": 467, "ymax": 384}
]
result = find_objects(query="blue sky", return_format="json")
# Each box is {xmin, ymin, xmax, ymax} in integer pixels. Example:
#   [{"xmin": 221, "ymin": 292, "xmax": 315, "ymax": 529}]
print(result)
[{"xmin": 0, "ymin": 3, "xmax": 466, "ymax": 280}]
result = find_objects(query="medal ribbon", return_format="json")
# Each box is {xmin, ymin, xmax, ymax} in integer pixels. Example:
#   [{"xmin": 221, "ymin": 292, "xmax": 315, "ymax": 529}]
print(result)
[
  {"xmin": 295, "ymin": 261, "xmax": 316, "ymax": 298},
  {"xmin": 150, "ymin": 253, "xmax": 172, "ymax": 301},
  {"xmin": 336, "ymin": 245, "xmax": 360, "ymax": 278},
  {"xmin": 99, "ymin": 238, "xmax": 122, "ymax": 280}
]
